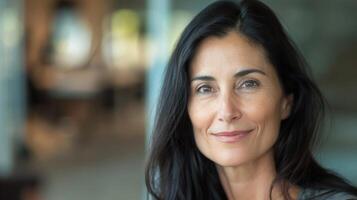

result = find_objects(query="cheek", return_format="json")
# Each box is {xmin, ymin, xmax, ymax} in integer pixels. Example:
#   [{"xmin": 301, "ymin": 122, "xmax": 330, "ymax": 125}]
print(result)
[
  {"xmin": 188, "ymin": 99, "xmax": 216, "ymax": 157},
  {"xmin": 188, "ymin": 99, "xmax": 214, "ymax": 132},
  {"xmin": 244, "ymin": 98, "xmax": 281, "ymax": 122},
  {"xmin": 242, "ymin": 88, "xmax": 284, "ymax": 123},
  {"xmin": 242, "ymin": 94, "xmax": 283, "ymax": 145}
]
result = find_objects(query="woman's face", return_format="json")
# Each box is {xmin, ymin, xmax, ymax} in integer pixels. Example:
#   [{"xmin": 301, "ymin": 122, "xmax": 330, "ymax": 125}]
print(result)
[{"xmin": 188, "ymin": 31, "xmax": 292, "ymax": 167}]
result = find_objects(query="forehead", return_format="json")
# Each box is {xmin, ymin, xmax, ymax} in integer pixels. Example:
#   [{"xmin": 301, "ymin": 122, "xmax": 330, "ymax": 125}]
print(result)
[{"xmin": 189, "ymin": 31, "xmax": 274, "ymax": 77}]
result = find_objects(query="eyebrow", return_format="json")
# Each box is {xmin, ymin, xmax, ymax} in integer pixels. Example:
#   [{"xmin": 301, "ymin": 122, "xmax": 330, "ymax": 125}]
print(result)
[{"xmin": 191, "ymin": 68, "xmax": 266, "ymax": 82}]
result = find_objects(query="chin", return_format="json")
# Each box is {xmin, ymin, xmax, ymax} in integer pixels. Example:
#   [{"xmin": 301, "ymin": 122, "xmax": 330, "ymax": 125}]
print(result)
[{"xmin": 208, "ymin": 150, "xmax": 251, "ymax": 167}]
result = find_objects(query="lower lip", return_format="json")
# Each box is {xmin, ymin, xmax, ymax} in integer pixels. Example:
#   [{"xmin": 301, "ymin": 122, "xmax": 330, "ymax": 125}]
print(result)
[{"xmin": 212, "ymin": 130, "xmax": 253, "ymax": 143}]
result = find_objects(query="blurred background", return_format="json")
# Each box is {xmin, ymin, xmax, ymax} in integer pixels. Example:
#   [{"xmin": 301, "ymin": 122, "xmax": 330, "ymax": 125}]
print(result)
[{"xmin": 0, "ymin": 0, "xmax": 356, "ymax": 199}]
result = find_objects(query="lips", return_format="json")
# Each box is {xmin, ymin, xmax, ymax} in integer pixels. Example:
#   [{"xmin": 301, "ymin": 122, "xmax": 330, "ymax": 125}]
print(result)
[{"xmin": 212, "ymin": 130, "xmax": 253, "ymax": 143}]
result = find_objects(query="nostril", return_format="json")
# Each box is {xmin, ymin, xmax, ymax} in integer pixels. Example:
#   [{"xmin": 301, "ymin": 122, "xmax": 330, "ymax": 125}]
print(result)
[{"xmin": 218, "ymin": 111, "xmax": 242, "ymax": 122}]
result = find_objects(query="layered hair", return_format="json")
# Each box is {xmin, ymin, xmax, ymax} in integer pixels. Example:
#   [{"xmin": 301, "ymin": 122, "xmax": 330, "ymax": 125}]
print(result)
[{"xmin": 145, "ymin": 0, "xmax": 357, "ymax": 199}]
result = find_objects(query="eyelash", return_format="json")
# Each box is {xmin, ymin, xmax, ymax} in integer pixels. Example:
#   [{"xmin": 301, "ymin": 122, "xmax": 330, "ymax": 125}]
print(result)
[
  {"xmin": 194, "ymin": 79, "xmax": 260, "ymax": 95},
  {"xmin": 196, "ymin": 85, "xmax": 214, "ymax": 94},
  {"xmin": 238, "ymin": 79, "xmax": 260, "ymax": 89}
]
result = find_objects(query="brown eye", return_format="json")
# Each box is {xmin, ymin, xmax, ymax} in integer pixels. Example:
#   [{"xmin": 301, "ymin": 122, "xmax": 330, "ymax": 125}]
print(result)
[
  {"xmin": 239, "ymin": 80, "xmax": 260, "ymax": 89},
  {"xmin": 196, "ymin": 85, "xmax": 214, "ymax": 94}
]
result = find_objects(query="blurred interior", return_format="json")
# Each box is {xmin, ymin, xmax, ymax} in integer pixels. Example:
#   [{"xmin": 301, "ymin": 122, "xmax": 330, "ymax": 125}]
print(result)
[{"xmin": 0, "ymin": 0, "xmax": 356, "ymax": 199}]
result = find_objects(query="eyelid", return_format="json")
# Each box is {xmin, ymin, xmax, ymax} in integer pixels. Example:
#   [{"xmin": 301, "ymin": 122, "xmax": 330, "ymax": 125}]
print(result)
[
  {"xmin": 194, "ymin": 83, "xmax": 216, "ymax": 95},
  {"xmin": 237, "ymin": 79, "xmax": 260, "ymax": 89}
]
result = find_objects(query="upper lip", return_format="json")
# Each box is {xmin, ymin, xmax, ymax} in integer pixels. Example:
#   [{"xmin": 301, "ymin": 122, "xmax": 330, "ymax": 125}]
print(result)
[{"xmin": 212, "ymin": 130, "xmax": 252, "ymax": 136}]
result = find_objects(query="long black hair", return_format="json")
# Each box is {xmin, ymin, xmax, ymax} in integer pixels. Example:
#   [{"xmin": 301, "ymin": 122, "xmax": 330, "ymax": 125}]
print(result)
[{"xmin": 145, "ymin": 0, "xmax": 357, "ymax": 199}]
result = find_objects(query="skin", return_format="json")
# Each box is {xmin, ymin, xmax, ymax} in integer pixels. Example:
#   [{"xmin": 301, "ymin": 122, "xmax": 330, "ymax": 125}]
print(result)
[{"xmin": 188, "ymin": 31, "xmax": 296, "ymax": 199}]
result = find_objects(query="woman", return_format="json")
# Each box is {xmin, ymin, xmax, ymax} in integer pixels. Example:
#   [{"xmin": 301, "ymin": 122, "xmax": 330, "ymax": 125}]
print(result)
[{"xmin": 145, "ymin": 0, "xmax": 357, "ymax": 199}]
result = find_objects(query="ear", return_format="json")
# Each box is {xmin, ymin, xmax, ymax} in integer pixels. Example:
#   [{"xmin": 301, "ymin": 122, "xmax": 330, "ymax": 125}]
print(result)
[{"xmin": 281, "ymin": 94, "xmax": 293, "ymax": 120}]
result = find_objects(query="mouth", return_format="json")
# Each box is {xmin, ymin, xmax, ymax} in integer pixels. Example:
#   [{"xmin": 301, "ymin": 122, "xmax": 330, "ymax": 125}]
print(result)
[{"xmin": 212, "ymin": 130, "xmax": 253, "ymax": 143}]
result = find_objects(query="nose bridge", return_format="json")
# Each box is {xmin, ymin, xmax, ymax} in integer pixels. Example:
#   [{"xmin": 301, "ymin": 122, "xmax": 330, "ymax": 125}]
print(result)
[
  {"xmin": 220, "ymin": 90, "xmax": 235, "ymax": 111},
  {"xmin": 217, "ymin": 89, "xmax": 240, "ymax": 121}
]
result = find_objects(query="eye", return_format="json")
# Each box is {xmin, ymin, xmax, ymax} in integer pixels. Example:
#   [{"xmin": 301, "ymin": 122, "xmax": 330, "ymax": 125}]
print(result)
[
  {"xmin": 239, "ymin": 79, "xmax": 260, "ymax": 89},
  {"xmin": 196, "ymin": 85, "xmax": 215, "ymax": 94}
]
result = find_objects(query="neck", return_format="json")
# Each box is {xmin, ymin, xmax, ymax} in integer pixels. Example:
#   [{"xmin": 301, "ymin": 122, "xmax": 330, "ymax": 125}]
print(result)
[{"xmin": 216, "ymin": 150, "xmax": 288, "ymax": 200}]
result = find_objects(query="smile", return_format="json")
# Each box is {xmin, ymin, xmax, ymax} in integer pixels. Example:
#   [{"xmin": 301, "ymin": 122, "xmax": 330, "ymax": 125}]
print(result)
[{"xmin": 212, "ymin": 130, "xmax": 253, "ymax": 143}]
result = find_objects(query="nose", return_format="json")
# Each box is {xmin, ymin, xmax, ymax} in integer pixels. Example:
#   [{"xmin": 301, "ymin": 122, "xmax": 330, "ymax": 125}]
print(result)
[{"xmin": 217, "ymin": 92, "xmax": 242, "ymax": 122}]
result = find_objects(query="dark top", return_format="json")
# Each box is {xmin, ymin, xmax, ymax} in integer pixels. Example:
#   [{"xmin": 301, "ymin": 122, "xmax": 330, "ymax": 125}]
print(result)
[{"xmin": 298, "ymin": 188, "xmax": 357, "ymax": 200}]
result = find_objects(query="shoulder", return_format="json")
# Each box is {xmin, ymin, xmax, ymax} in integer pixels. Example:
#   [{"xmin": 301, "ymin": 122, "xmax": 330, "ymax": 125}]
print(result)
[{"xmin": 298, "ymin": 188, "xmax": 357, "ymax": 200}]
